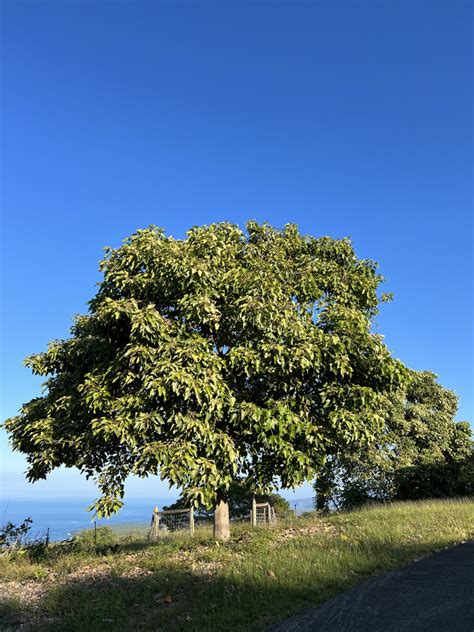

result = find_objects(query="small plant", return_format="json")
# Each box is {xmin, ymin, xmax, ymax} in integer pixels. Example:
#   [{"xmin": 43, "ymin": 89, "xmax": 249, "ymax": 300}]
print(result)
[
  {"xmin": 26, "ymin": 538, "xmax": 49, "ymax": 561},
  {"xmin": 73, "ymin": 525, "xmax": 116, "ymax": 551},
  {"xmin": 0, "ymin": 518, "xmax": 51, "ymax": 560},
  {"xmin": 0, "ymin": 517, "xmax": 33, "ymax": 556}
]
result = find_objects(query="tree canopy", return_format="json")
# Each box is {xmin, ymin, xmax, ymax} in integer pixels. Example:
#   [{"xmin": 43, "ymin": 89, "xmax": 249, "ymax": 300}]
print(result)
[
  {"xmin": 314, "ymin": 370, "xmax": 473, "ymax": 510},
  {"xmin": 5, "ymin": 222, "xmax": 406, "ymax": 528}
]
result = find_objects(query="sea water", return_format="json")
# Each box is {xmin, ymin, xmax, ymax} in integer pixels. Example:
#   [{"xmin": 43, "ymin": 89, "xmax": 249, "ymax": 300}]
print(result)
[{"xmin": 0, "ymin": 497, "xmax": 178, "ymax": 542}]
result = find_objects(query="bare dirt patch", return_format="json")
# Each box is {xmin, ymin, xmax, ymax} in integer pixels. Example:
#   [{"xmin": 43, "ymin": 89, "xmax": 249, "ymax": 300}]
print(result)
[
  {"xmin": 274, "ymin": 522, "xmax": 337, "ymax": 544},
  {"xmin": 1, "ymin": 580, "xmax": 49, "ymax": 611},
  {"xmin": 169, "ymin": 548, "xmax": 225, "ymax": 578},
  {"xmin": 66, "ymin": 562, "xmax": 112, "ymax": 583},
  {"xmin": 119, "ymin": 565, "xmax": 153, "ymax": 579}
]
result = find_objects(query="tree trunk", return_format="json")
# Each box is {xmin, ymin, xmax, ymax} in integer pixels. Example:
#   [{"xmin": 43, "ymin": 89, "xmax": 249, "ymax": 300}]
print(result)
[{"xmin": 213, "ymin": 493, "xmax": 230, "ymax": 541}]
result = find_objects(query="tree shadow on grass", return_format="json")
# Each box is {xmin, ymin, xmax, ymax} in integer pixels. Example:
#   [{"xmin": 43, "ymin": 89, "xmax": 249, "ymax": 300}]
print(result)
[{"xmin": 0, "ymin": 539, "xmax": 462, "ymax": 632}]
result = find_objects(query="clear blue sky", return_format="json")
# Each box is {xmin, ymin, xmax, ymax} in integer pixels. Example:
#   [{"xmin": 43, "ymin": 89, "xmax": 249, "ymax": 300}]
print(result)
[{"xmin": 1, "ymin": 1, "xmax": 472, "ymax": 501}]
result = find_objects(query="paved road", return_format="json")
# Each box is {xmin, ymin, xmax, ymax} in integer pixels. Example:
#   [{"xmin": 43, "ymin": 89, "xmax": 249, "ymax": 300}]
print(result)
[{"xmin": 267, "ymin": 540, "xmax": 474, "ymax": 632}]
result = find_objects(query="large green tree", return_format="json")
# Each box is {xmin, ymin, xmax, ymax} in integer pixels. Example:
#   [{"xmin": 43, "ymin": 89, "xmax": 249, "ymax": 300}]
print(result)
[
  {"xmin": 5, "ymin": 222, "xmax": 405, "ymax": 539},
  {"xmin": 314, "ymin": 370, "xmax": 473, "ymax": 510}
]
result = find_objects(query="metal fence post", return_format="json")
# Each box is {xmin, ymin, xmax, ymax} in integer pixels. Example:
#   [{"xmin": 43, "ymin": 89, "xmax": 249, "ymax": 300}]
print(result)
[
  {"xmin": 149, "ymin": 506, "xmax": 160, "ymax": 541},
  {"xmin": 189, "ymin": 506, "xmax": 195, "ymax": 536},
  {"xmin": 251, "ymin": 497, "xmax": 257, "ymax": 527},
  {"xmin": 94, "ymin": 520, "xmax": 97, "ymax": 546}
]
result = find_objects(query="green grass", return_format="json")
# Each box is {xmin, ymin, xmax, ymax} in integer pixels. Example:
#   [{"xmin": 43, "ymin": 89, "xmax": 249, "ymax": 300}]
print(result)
[{"xmin": 1, "ymin": 499, "xmax": 473, "ymax": 631}]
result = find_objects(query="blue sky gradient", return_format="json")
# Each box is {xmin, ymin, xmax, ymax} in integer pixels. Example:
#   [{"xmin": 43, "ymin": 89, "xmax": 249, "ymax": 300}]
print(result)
[{"xmin": 1, "ymin": 1, "xmax": 472, "ymax": 500}]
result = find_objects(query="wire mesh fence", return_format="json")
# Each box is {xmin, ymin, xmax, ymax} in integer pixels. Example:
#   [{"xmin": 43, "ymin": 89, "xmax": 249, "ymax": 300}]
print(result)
[
  {"xmin": 254, "ymin": 502, "xmax": 276, "ymax": 525},
  {"xmin": 73, "ymin": 508, "xmax": 215, "ymax": 544},
  {"xmin": 2, "ymin": 496, "xmax": 318, "ymax": 555},
  {"xmin": 102, "ymin": 521, "xmax": 150, "ymax": 539},
  {"xmin": 274, "ymin": 508, "xmax": 300, "ymax": 522},
  {"xmin": 149, "ymin": 507, "xmax": 195, "ymax": 539},
  {"xmin": 68, "ymin": 497, "xmax": 317, "ymax": 545},
  {"xmin": 251, "ymin": 503, "xmax": 303, "ymax": 526}
]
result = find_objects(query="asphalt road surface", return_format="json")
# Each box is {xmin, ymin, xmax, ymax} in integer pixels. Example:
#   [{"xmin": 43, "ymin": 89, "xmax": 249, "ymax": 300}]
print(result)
[{"xmin": 267, "ymin": 540, "xmax": 474, "ymax": 631}]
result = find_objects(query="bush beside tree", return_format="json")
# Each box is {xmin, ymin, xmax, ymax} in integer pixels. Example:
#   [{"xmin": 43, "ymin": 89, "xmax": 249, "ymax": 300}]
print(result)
[{"xmin": 314, "ymin": 370, "xmax": 473, "ymax": 510}]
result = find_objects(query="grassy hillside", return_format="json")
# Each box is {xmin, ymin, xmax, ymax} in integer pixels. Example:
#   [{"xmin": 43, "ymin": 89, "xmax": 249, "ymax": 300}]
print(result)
[{"xmin": 1, "ymin": 499, "xmax": 473, "ymax": 631}]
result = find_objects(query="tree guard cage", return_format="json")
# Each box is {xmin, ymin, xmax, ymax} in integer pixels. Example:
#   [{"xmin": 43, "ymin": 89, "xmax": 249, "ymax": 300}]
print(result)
[
  {"xmin": 251, "ymin": 499, "xmax": 277, "ymax": 526},
  {"xmin": 148, "ymin": 506, "xmax": 195, "ymax": 540}
]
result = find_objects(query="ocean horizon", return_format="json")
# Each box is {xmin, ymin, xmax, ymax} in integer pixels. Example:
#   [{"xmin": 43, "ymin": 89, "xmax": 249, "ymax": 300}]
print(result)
[{"xmin": 0, "ymin": 497, "xmax": 179, "ymax": 542}]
